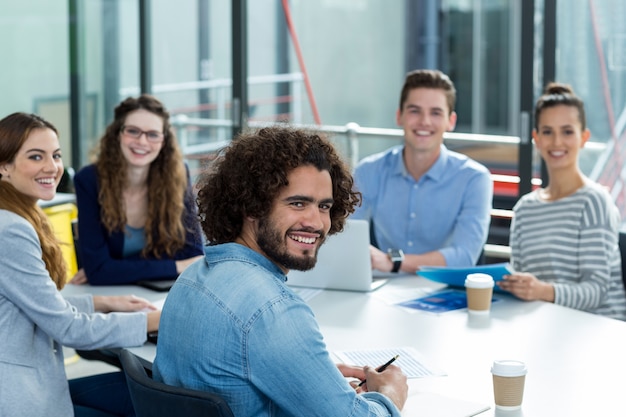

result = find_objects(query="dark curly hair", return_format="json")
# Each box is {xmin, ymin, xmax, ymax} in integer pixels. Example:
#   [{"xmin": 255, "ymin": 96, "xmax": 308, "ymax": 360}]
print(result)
[{"xmin": 197, "ymin": 126, "xmax": 361, "ymax": 244}]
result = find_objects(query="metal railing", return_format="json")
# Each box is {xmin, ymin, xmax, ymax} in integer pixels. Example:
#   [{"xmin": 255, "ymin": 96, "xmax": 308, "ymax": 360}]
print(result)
[
  {"xmin": 125, "ymin": 72, "xmax": 305, "ymax": 145},
  {"xmin": 173, "ymin": 117, "xmax": 526, "ymax": 166},
  {"xmin": 170, "ymin": 115, "xmax": 611, "ymax": 261},
  {"xmin": 172, "ymin": 116, "xmax": 608, "ymax": 206}
]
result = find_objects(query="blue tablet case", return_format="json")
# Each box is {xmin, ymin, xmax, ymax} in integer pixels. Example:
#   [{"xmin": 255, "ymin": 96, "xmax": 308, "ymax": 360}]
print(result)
[{"xmin": 417, "ymin": 262, "xmax": 513, "ymax": 288}]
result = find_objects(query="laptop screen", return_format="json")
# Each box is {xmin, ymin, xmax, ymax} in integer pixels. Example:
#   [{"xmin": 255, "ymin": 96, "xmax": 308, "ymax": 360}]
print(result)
[{"xmin": 286, "ymin": 219, "xmax": 387, "ymax": 292}]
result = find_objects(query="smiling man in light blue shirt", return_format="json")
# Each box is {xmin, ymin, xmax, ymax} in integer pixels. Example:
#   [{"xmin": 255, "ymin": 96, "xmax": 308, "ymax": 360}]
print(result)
[{"xmin": 353, "ymin": 70, "xmax": 492, "ymax": 273}]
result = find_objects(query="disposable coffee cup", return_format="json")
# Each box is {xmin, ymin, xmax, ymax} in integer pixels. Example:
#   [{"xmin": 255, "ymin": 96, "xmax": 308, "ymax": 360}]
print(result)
[
  {"xmin": 464, "ymin": 273, "xmax": 494, "ymax": 314},
  {"xmin": 491, "ymin": 360, "xmax": 527, "ymax": 410}
]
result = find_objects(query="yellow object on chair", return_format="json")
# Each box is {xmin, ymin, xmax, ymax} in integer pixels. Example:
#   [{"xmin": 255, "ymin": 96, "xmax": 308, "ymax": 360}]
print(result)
[{"xmin": 42, "ymin": 203, "xmax": 78, "ymax": 282}]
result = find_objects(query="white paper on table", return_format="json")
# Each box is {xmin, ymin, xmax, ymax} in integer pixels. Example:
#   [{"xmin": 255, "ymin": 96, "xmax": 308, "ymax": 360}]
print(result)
[
  {"xmin": 333, "ymin": 346, "xmax": 446, "ymax": 378},
  {"xmin": 403, "ymin": 391, "xmax": 490, "ymax": 417}
]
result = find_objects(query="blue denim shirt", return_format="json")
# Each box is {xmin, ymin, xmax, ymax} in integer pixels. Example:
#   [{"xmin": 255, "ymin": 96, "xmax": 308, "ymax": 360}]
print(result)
[
  {"xmin": 352, "ymin": 144, "xmax": 492, "ymax": 266},
  {"xmin": 153, "ymin": 243, "xmax": 401, "ymax": 417}
]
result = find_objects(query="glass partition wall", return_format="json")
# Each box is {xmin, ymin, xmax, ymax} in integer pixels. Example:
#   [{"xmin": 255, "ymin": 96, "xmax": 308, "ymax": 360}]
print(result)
[
  {"xmin": 1, "ymin": 0, "xmax": 524, "ymax": 181},
  {"xmin": 3, "ymin": 0, "xmax": 626, "ymax": 221}
]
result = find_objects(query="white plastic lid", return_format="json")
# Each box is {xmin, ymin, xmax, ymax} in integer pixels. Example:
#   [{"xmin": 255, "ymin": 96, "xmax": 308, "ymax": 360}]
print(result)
[
  {"xmin": 465, "ymin": 273, "xmax": 494, "ymax": 289},
  {"xmin": 491, "ymin": 360, "xmax": 527, "ymax": 377}
]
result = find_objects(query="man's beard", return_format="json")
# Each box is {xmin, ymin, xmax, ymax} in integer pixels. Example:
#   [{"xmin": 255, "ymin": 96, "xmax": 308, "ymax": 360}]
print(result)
[{"xmin": 256, "ymin": 216, "xmax": 324, "ymax": 271}]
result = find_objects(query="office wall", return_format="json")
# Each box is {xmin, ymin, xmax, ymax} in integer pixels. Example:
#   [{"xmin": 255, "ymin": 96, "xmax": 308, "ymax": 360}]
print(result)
[
  {"xmin": 2, "ymin": 0, "xmax": 626, "ymax": 188},
  {"xmin": 290, "ymin": 0, "xmax": 404, "ymax": 129},
  {"xmin": 1, "ymin": 2, "xmax": 70, "ymax": 156}
]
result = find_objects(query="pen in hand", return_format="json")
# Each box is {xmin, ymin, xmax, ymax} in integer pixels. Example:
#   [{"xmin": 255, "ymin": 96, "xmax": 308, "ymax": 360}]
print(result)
[{"xmin": 357, "ymin": 354, "xmax": 399, "ymax": 388}]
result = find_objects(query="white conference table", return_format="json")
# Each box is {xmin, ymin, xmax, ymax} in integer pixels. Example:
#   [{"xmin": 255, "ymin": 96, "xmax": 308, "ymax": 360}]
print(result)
[{"xmin": 63, "ymin": 275, "xmax": 626, "ymax": 416}]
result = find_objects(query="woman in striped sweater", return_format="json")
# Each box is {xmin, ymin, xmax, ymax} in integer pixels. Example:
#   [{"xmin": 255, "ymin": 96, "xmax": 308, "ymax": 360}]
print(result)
[{"xmin": 498, "ymin": 82, "xmax": 626, "ymax": 321}]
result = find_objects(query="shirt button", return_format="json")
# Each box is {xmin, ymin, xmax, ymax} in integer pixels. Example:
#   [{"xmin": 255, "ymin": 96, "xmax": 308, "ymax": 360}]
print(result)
[
  {"xmin": 408, "ymin": 241, "xmax": 414, "ymax": 247},
  {"xmin": 410, "ymin": 212, "xmax": 416, "ymax": 218}
]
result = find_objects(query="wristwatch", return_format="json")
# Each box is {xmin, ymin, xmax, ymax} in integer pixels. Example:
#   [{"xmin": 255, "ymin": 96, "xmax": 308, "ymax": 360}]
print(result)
[{"xmin": 387, "ymin": 248, "xmax": 404, "ymax": 273}]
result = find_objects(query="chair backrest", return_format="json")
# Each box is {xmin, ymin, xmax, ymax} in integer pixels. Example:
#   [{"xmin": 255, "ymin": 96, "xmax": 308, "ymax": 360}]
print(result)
[
  {"xmin": 619, "ymin": 232, "xmax": 626, "ymax": 291},
  {"xmin": 119, "ymin": 349, "xmax": 235, "ymax": 417}
]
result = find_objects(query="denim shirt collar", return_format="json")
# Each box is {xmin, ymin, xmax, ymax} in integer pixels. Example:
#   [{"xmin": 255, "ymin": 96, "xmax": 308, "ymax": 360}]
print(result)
[
  {"xmin": 394, "ymin": 143, "xmax": 450, "ymax": 183},
  {"xmin": 206, "ymin": 242, "xmax": 287, "ymax": 281}
]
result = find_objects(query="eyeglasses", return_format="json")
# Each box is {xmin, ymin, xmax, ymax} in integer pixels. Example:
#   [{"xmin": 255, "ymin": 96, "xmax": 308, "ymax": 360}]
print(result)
[{"xmin": 121, "ymin": 125, "xmax": 164, "ymax": 143}]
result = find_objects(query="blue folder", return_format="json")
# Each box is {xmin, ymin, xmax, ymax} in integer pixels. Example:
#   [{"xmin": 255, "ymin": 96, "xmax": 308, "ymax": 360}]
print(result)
[{"xmin": 417, "ymin": 262, "xmax": 513, "ymax": 288}]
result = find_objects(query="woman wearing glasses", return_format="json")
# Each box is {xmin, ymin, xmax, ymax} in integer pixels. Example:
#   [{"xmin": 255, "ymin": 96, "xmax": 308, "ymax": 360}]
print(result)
[{"xmin": 71, "ymin": 95, "xmax": 204, "ymax": 285}]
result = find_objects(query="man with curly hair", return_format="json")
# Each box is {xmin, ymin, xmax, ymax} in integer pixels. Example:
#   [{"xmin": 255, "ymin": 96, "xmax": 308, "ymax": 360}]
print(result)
[{"xmin": 153, "ymin": 126, "xmax": 408, "ymax": 416}]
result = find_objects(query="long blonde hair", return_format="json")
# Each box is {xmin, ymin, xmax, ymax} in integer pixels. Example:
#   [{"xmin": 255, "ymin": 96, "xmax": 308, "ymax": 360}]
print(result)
[
  {"xmin": 0, "ymin": 113, "xmax": 66, "ymax": 289},
  {"xmin": 95, "ymin": 95, "xmax": 188, "ymax": 258}
]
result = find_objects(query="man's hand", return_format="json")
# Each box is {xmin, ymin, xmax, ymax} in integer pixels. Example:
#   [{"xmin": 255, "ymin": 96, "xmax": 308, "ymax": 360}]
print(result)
[
  {"xmin": 337, "ymin": 362, "xmax": 408, "ymax": 411},
  {"xmin": 370, "ymin": 246, "xmax": 394, "ymax": 272}
]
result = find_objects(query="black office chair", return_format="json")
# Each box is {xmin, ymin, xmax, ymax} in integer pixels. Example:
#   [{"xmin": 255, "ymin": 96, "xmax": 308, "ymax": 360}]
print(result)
[
  {"xmin": 618, "ymin": 232, "xmax": 626, "ymax": 291},
  {"xmin": 57, "ymin": 166, "xmax": 76, "ymax": 193},
  {"xmin": 119, "ymin": 349, "xmax": 235, "ymax": 417}
]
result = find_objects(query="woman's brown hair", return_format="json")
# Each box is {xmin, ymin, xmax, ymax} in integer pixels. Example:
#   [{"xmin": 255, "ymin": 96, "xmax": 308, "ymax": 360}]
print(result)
[
  {"xmin": 0, "ymin": 112, "xmax": 67, "ymax": 289},
  {"xmin": 534, "ymin": 82, "xmax": 586, "ymax": 130},
  {"xmin": 95, "ymin": 95, "xmax": 188, "ymax": 258}
]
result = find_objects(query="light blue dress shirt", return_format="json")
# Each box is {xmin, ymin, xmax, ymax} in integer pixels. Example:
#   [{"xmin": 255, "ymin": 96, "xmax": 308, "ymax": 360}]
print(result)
[
  {"xmin": 153, "ymin": 243, "xmax": 402, "ymax": 417},
  {"xmin": 352, "ymin": 144, "xmax": 492, "ymax": 267}
]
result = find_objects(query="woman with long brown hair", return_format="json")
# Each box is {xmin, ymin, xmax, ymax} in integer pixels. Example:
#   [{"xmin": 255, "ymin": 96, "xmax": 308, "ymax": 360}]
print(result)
[
  {"xmin": 0, "ymin": 112, "xmax": 160, "ymax": 416},
  {"xmin": 71, "ymin": 94, "xmax": 203, "ymax": 285},
  {"xmin": 499, "ymin": 83, "xmax": 626, "ymax": 320}
]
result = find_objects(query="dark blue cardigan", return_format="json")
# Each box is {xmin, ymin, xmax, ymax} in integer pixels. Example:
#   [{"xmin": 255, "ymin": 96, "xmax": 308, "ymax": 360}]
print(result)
[{"xmin": 74, "ymin": 164, "xmax": 204, "ymax": 285}]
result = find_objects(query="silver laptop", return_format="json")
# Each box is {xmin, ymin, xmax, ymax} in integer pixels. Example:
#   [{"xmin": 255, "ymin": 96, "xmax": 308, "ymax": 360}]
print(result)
[{"xmin": 286, "ymin": 219, "xmax": 389, "ymax": 292}]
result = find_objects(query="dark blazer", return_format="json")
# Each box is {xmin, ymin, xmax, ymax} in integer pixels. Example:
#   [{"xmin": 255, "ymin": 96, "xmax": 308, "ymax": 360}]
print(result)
[{"xmin": 74, "ymin": 164, "xmax": 204, "ymax": 285}]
